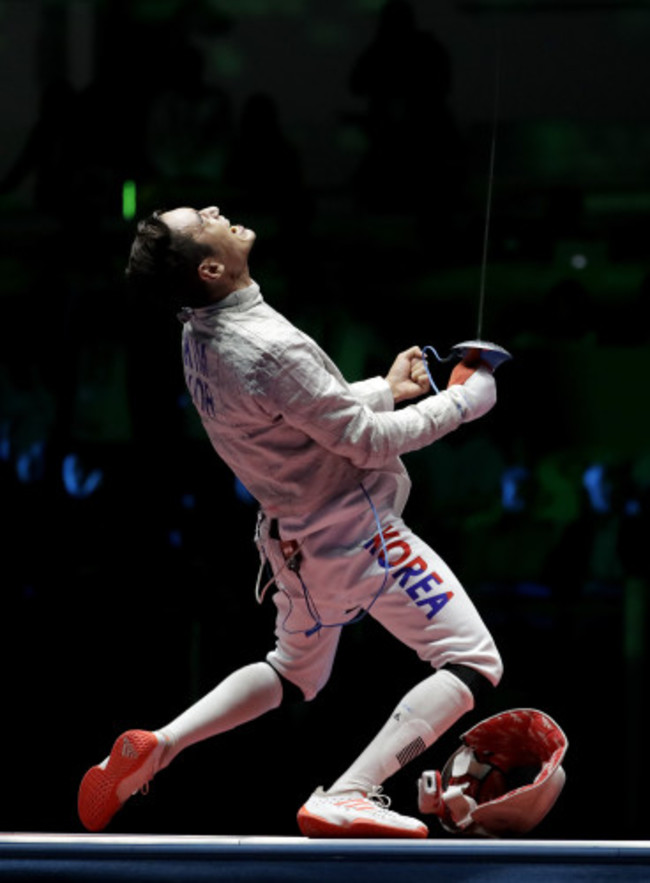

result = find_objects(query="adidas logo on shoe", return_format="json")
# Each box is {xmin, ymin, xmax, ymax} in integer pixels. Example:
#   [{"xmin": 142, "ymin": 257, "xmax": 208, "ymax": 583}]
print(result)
[{"xmin": 121, "ymin": 737, "xmax": 139, "ymax": 759}]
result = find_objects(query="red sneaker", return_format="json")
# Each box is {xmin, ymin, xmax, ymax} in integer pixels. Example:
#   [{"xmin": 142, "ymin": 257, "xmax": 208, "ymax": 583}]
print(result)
[{"xmin": 78, "ymin": 730, "xmax": 165, "ymax": 832}]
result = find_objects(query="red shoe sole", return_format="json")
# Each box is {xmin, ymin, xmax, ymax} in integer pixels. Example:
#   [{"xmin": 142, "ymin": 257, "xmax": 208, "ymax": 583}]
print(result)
[
  {"xmin": 78, "ymin": 730, "xmax": 158, "ymax": 832},
  {"xmin": 297, "ymin": 807, "xmax": 428, "ymax": 839}
]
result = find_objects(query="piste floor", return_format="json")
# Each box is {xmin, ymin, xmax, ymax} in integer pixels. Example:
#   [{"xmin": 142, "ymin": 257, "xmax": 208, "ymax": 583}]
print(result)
[{"xmin": 2, "ymin": 834, "xmax": 650, "ymax": 882}]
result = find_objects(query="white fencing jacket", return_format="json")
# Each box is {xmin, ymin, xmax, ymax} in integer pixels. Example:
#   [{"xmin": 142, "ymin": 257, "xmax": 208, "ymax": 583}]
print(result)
[{"xmin": 179, "ymin": 282, "xmax": 495, "ymax": 534}]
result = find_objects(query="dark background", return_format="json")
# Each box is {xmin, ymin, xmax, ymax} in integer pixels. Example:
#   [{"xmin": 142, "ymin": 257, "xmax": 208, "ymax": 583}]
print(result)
[{"xmin": 0, "ymin": 0, "xmax": 648, "ymax": 841}]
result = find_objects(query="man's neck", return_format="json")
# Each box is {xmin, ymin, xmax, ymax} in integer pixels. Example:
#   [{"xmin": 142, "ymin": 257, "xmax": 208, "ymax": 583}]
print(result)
[{"xmin": 208, "ymin": 271, "xmax": 253, "ymax": 303}]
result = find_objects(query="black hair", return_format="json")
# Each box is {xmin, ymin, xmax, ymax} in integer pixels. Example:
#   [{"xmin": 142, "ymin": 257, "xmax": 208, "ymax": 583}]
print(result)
[{"xmin": 125, "ymin": 210, "xmax": 213, "ymax": 309}]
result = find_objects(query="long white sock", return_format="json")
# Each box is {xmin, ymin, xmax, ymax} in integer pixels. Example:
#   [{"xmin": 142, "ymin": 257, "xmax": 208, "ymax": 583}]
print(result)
[
  {"xmin": 154, "ymin": 661, "xmax": 283, "ymax": 769},
  {"xmin": 327, "ymin": 668, "xmax": 474, "ymax": 795}
]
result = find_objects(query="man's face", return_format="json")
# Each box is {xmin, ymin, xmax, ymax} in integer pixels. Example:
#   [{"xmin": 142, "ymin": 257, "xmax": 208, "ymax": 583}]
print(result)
[{"xmin": 162, "ymin": 205, "xmax": 256, "ymax": 273}]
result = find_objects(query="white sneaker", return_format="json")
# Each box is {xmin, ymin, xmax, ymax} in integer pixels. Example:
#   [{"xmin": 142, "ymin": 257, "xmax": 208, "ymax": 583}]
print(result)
[{"xmin": 297, "ymin": 786, "xmax": 428, "ymax": 838}]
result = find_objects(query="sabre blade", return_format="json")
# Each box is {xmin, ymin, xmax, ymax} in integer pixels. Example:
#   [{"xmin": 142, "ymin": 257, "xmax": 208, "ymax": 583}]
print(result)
[{"xmin": 477, "ymin": 29, "xmax": 502, "ymax": 341}]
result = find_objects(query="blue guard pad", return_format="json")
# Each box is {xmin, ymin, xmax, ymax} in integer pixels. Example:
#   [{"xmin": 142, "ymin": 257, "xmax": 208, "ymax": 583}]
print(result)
[{"xmin": 450, "ymin": 340, "xmax": 512, "ymax": 371}]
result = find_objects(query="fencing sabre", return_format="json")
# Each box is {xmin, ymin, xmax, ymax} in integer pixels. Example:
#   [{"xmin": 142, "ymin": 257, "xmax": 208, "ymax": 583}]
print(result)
[{"xmin": 423, "ymin": 31, "xmax": 512, "ymax": 389}]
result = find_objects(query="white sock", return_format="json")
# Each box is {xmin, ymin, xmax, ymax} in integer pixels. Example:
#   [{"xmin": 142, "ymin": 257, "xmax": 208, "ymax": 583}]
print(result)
[
  {"xmin": 327, "ymin": 668, "xmax": 474, "ymax": 796},
  {"xmin": 154, "ymin": 661, "xmax": 283, "ymax": 769}
]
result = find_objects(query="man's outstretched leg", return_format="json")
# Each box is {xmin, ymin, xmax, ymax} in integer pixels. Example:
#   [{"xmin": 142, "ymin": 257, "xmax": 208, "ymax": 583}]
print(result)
[
  {"xmin": 78, "ymin": 661, "xmax": 283, "ymax": 831},
  {"xmin": 297, "ymin": 668, "xmax": 476, "ymax": 838}
]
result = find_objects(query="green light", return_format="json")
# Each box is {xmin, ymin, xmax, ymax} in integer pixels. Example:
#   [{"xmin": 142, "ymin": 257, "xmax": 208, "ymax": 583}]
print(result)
[{"xmin": 122, "ymin": 180, "xmax": 137, "ymax": 221}]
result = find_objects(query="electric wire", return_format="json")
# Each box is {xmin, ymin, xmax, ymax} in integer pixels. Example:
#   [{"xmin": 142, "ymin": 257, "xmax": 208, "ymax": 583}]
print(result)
[
  {"xmin": 260, "ymin": 484, "xmax": 392, "ymax": 637},
  {"xmin": 421, "ymin": 345, "xmax": 454, "ymax": 395}
]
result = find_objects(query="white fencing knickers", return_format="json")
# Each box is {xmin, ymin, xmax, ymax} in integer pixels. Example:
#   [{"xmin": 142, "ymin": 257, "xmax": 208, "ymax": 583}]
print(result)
[{"xmin": 258, "ymin": 493, "xmax": 503, "ymax": 702}]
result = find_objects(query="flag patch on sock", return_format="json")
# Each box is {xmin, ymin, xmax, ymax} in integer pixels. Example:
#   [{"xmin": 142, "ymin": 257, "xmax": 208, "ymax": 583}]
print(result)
[{"xmin": 397, "ymin": 736, "xmax": 427, "ymax": 768}]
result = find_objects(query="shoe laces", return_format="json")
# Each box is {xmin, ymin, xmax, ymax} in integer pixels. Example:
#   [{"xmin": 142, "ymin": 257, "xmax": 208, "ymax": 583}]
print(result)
[
  {"xmin": 137, "ymin": 738, "xmax": 170, "ymax": 797},
  {"xmin": 137, "ymin": 760, "xmax": 161, "ymax": 797},
  {"xmin": 137, "ymin": 767, "xmax": 156, "ymax": 797},
  {"xmin": 365, "ymin": 785, "xmax": 392, "ymax": 810}
]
